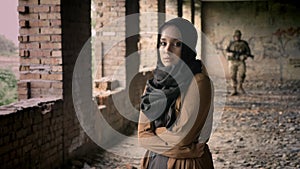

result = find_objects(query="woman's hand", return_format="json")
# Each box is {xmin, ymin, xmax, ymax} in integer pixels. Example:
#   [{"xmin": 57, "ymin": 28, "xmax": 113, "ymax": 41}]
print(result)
[{"xmin": 155, "ymin": 127, "xmax": 167, "ymax": 135}]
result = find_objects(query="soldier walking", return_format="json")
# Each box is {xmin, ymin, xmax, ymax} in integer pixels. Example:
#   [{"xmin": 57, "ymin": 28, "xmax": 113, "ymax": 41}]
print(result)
[{"xmin": 226, "ymin": 30, "xmax": 253, "ymax": 96}]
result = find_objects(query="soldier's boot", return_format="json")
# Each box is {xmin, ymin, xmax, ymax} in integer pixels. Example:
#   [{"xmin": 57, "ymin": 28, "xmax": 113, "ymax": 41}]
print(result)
[
  {"xmin": 238, "ymin": 83, "xmax": 246, "ymax": 94},
  {"xmin": 230, "ymin": 86, "xmax": 238, "ymax": 96}
]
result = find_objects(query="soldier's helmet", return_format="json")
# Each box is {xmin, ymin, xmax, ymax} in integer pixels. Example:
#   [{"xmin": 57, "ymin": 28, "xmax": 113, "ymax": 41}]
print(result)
[{"xmin": 233, "ymin": 30, "xmax": 242, "ymax": 37}]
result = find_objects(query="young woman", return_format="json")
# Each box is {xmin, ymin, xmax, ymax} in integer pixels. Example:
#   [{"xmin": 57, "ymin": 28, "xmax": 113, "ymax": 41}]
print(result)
[{"xmin": 138, "ymin": 17, "xmax": 214, "ymax": 169}]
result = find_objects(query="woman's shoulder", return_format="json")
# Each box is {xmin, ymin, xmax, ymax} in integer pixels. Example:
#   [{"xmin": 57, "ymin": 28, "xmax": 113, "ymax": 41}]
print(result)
[
  {"xmin": 194, "ymin": 63, "xmax": 209, "ymax": 81},
  {"xmin": 194, "ymin": 72, "xmax": 210, "ymax": 82}
]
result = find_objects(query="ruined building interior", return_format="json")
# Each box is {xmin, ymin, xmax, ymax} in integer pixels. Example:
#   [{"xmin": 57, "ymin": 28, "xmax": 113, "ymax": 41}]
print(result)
[{"xmin": 0, "ymin": 0, "xmax": 299, "ymax": 168}]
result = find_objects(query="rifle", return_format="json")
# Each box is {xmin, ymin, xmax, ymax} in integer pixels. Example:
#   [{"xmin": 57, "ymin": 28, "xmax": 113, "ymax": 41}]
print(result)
[{"xmin": 227, "ymin": 49, "xmax": 254, "ymax": 60}]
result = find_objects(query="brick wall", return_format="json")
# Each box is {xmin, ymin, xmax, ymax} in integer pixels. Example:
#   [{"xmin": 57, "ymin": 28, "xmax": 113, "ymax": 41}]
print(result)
[
  {"xmin": 182, "ymin": 0, "xmax": 192, "ymax": 22},
  {"xmin": 18, "ymin": 0, "xmax": 63, "ymax": 100},
  {"xmin": 166, "ymin": 0, "xmax": 178, "ymax": 16},
  {"xmin": 95, "ymin": 71, "xmax": 153, "ymax": 136},
  {"xmin": 0, "ymin": 98, "xmax": 63, "ymax": 169},
  {"xmin": 139, "ymin": 0, "xmax": 159, "ymax": 70},
  {"xmin": 93, "ymin": 0, "xmax": 126, "ymax": 82},
  {"xmin": 202, "ymin": 1, "xmax": 300, "ymax": 81},
  {"xmin": 10, "ymin": 0, "xmax": 93, "ymax": 168},
  {"xmin": 181, "ymin": 0, "xmax": 203, "ymax": 60}
]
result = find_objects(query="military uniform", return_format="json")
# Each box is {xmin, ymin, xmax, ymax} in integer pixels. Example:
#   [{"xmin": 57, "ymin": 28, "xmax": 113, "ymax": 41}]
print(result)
[{"xmin": 226, "ymin": 30, "xmax": 251, "ymax": 95}]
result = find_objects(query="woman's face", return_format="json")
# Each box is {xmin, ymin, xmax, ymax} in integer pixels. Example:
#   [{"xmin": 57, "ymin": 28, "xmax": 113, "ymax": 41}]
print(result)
[{"xmin": 159, "ymin": 25, "xmax": 182, "ymax": 67}]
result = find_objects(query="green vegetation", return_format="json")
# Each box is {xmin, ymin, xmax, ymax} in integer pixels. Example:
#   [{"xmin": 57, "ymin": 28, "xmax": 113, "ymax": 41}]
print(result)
[
  {"xmin": 0, "ymin": 34, "xmax": 17, "ymax": 56},
  {"xmin": 0, "ymin": 69, "xmax": 17, "ymax": 106}
]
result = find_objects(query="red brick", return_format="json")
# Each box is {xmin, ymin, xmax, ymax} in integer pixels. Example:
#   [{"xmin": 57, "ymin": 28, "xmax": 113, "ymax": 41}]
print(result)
[
  {"xmin": 19, "ymin": 65, "xmax": 30, "ymax": 71},
  {"xmin": 17, "ymin": 81, "xmax": 28, "ymax": 88},
  {"xmin": 30, "ymin": 35, "xmax": 51, "ymax": 42},
  {"xmin": 31, "ymin": 88, "xmax": 41, "ymax": 98},
  {"xmin": 50, "ymin": 20, "xmax": 61, "ymax": 26},
  {"xmin": 51, "ymin": 35, "xmax": 61, "ymax": 41},
  {"xmin": 32, "ymin": 6, "xmax": 50, "ymax": 13},
  {"xmin": 17, "ymin": 6, "xmax": 29, "ymax": 14},
  {"xmin": 50, "ymin": 5, "xmax": 61, "ymax": 12},
  {"xmin": 41, "ymin": 73, "xmax": 62, "ymax": 80},
  {"xmin": 18, "ymin": 87, "xmax": 28, "ymax": 95},
  {"xmin": 51, "ymin": 50, "xmax": 61, "ymax": 57},
  {"xmin": 18, "ymin": 35, "xmax": 30, "ymax": 42},
  {"xmin": 18, "ymin": 94, "xmax": 28, "ymax": 100},
  {"xmin": 117, "ymin": 1, "xmax": 126, "ymax": 6},
  {"xmin": 19, "ymin": 13, "xmax": 39, "ymax": 20},
  {"xmin": 52, "ymin": 65, "xmax": 62, "ymax": 72},
  {"xmin": 40, "ymin": 42, "xmax": 61, "ymax": 49},
  {"xmin": 95, "ymin": 79, "xmax": 119, "ymax": 91},
  {"xmin": 19, "ymin": 28, "xmax": 40, "ymax": 35},
  {"xmin": 20, "ymin": 73, "xmax": 41, "ymax": 80},
  {"xmin": 40, "ymin": 27, "xmax": 61, "ymax": 34},
  {"xmin": 19, "ymin": 0, "xmax": 39, "ymax": 5},
  {"xmin": 41, "ymin": 58, "xmax": 62, "ymax": 65},
  {"xmin": 43, "ymin": 88, "xmax": 62, "ymax": 96},
  {"xmin": 30, "ymin": 20, "xmax": 50, "ymax": 27},
  {"xmin": 51, "ymin": 82, "xmax": 63, "ymax": 89},
  {"xmin": 19, "ymin": 20, "xmax": 30, "ymax": 28},
  {"xmin": 30, "ymin": 50, "xmax": 51, "ymax": 57},
  {"xmin": 19, "ymin": 50, "xmax": 30, "ymax": 57},
  {"xmin": 31, "ymin": 81, "xmax": 51, "ymax": 88},
  {"xmin": 19, "ymin": 42, "xmax": 40, "ymax": 49},
  {"xmin": 29, "ymin": 65, "xmax": 51, "ymax": 71},
  {"xmin": 40, "ymin": 0, "xmax": 60, "ymax": 5},
  {"xmin": 39, "ymin": 13, "xmax": 61, "ymax": 20},
  {"xmin": 20, "ymin": 58, "xmax": 41, "ymax": 65}
]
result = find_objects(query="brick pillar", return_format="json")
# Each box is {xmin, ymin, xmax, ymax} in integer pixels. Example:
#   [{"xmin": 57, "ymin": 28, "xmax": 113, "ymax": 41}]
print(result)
[
  {"xmin": 61, "ymin": 0, "xmax": 92, "ymax": 161},
  {"xmin": 166, "ymin": 0, "xmax": 178, "ymax": 18},
  {"xmin": 183, "ymin": 0, "xmax": 192, "ymax": 22},
  {"xmin": 18, "ymin": 0, "xmax": 62, "ymax": 100},
  {"xmin": 139, "ymin": 0, "xmax": 159, "ymax": 70},
  {"xmin": 17, "ymin": 0, "xmax": 92, "ymax": 167},
  {"xmin": 93, "ymin": 0, "xmax": 126, "ymax": 84},
  {"xmin": 125, "ymin": 0, "xmax": 140, "ymax": 86}
]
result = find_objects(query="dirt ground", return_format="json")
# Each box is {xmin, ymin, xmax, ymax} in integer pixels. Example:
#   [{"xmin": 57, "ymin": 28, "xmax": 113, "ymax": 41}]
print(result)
[
  {"xmin": 209, "ymin": 85, "xmax": 300, "ymax": 169},
  {"xmin": 66, "ymin": 80, "xmax": 300, "ymax": 169}
]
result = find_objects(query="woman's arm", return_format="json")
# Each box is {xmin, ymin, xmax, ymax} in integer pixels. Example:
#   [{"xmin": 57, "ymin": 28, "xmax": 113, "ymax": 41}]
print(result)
[
  {"xmin": 138, "ymin": 73, "xmax": 212, "ymax": 154},
  {"xmin": 155, "ymin": 73, "xmax": 212, "ymax": 146},
  {"xmin": 138, "ymin": 111, "xmax": 176, "ymax": 154}
]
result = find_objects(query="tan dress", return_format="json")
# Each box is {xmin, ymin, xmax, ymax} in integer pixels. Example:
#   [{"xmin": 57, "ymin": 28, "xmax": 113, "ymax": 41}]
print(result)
[{"xmin": 138, "ymin": 69, "xmax": 214, "ymax": 169}]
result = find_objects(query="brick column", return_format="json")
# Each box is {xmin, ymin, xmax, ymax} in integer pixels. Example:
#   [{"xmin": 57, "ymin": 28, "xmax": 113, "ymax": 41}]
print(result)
[
  {"xmin": 166, "ymin": 0, "xmax": 178, "ymax": 18},
  {"xmin": 139, "ymin": 0, "xmax": 159, "ymax": 70},
  {"xmin": 61, "ymin": 0, "xmax": 92, "ymax": 161},
  {"xmin": 93, "ymin": 0, "xmax": 126, "ymax": 83},
  {"xmin": 18, "ymin": 0, "xmax": 62, "ymax": 100},
  {"xmin": 17, "ymin": 0, "xmax": 92, "ymax": 167},
  {"xmin": 183, "ymin": 0, "xmax": 192, "ymax": 22}
]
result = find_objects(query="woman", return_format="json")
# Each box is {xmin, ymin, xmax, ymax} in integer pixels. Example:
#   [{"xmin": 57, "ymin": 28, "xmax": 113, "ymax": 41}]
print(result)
[{"xmin": 138, "ymin": 17, "xmax": 214, "ymax": 169}]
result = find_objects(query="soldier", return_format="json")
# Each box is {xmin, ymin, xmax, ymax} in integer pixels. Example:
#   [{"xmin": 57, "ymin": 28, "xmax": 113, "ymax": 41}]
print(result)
[{"xmin": 226, "ymin": 30, "xmax": 253, "ymax": 96}]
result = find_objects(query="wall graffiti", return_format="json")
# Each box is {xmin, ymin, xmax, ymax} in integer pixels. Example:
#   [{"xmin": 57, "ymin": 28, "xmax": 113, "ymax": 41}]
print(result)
[{"xmin": 215, "ymin": 27, "xmax": 300, "ymax": 61}]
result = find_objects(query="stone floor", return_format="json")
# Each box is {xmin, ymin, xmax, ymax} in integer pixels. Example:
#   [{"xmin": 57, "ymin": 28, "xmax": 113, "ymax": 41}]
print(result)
[{"xmin": 67, "ymin": 87, "xmax": 300, "ymax": 169}]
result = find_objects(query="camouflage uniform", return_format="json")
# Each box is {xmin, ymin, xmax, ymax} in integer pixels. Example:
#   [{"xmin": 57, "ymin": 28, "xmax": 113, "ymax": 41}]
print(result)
[{"xmin": 226, "ymin": 30, "xmax": 251, "ymax": 95}]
